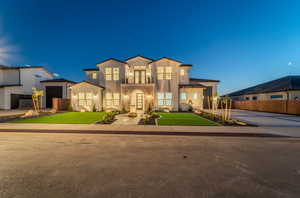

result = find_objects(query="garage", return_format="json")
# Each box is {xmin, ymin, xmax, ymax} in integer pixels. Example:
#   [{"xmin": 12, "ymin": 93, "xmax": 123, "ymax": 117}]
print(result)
[
  {"xmin": 10, "ymin": 94, "xmax": 32, "ymax": 109},
  {"xmin": 45, "ymin": 86, "xmax": 63, "ymax": 108}
]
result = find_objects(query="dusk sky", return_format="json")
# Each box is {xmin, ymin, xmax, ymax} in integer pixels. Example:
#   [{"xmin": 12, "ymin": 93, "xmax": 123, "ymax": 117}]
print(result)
[{"xmin": 0, "ymin": 0, "xmax": 300, "ymax": 95}]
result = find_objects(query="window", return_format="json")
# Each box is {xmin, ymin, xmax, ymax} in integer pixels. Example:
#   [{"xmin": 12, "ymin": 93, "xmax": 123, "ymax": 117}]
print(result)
[
  {"xmin": 180, "ymin": 69, "xmax": 185, "ymax": 76},
  {"xmin": 157, "ymin": 67, "xmax": 164, "ymax": 80},
  {"xmin": 180, "ymin": 92, "xmax": 187, "ymax": 100},
  {"xmin": 193, "ymin": 93, "xmax": 198, "ymax": 100},
  {"xmin": 106, "ymin": 92, "xmax": 120, "ymax": 106},
  {"xmin": 92, "ymin": 72, "xmax": 97, "ymax": 80},
  {"xmin": 78, "ymin": 92, "xmax": 93, "ymax": 106},
  {"xmin": 157, "ymin": 92, "xmax": 172, "ymax": 106},
  {"xmin": 270, "ymin": 95, "xmax": 283, "ymax": 99},
  {"xmin": 245, "ymin": 97, "xmax": 250, "ymax": 100},
  {"xmin": 113, "ymin": 68, "xmax": 119, "ymax": 81},
  {"xmin": 165, "ymin": 67, "xmax": 172, "ymax": 80},
  {"xmin": 105, "ymin": 68, "xmax": 112, "ymax": 80},
  {"xmin": 113, "ymin": 93, "xmax": 120, "ymax": 106},
  {"xmin": 252, "ymin": 96, "xmax": 257, "ymax": 100}
]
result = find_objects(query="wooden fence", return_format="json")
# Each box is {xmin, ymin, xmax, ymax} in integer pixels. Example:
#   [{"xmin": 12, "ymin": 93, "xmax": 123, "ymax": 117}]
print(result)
[
  {"xmin": 232, "ymin": 100, "xmax": 300, "ymax": 115},
  {"xmin": 52, "ymin": 98, "xmax": 70, "ymax": 111}
]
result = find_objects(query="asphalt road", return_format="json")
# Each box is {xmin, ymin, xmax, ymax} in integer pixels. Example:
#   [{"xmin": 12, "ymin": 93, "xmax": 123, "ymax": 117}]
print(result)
[{"xmin": 0, "ymin": 133, "xmax": 300, "ymax": 198}]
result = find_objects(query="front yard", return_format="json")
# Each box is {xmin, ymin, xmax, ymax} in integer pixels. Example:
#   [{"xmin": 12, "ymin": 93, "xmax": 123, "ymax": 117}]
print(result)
[
  {"xmin": 157, "ymin": 112, "xmax": 218, "ymax": 126},
  {"xmin": 13, "ymin": 112, "xmax": 106, "ymax": 124}
]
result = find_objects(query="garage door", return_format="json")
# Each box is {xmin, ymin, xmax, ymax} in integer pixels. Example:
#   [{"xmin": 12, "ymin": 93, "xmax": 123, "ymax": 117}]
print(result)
[
  {"xmin": 10, "ymin": 94, "xmax": 32, "ymax": 109},
  {"xmin": 46, "ymin": 86, "xmax": 63, "ymax": 108}
]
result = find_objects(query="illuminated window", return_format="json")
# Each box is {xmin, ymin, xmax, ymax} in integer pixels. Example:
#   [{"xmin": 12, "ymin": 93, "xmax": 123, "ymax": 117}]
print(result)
[
  {"xmin": 113, "ymin": 68, "xmax": 119, "ymax": 81},
  {"xmin": 157, "ymin": 67, "xmax": 164, "ymax": 80},
  {"xmin": 106, "ymin": 92, "xmax": 120, "ymax": 106},
  {"xmin": 157, "ymin": 92, "xmax": 172, "ymax": 106},
  {"xmin": 193, "ymin": 93, "xmax": 198, "ymax": 100},
  {"xmin": 92, "ymin": 72, "xmax": 97, "ymax": 80},
  {"xmin": 180, "ymin": 92, "xmax": 187, "ymax": 100},
  {"xmin": 165, "ymin": 67, "xmax": 172, "ymax": 80},
  {"xmin": 180, "ymin": 69, "xmax": 185, "ymax": 76},
  {"xmin": 78, "ymin": 92, "xmax": 93, "ymax": 106},
  {"xmin": 106, "ymin": 93, "xmax": 112, "ymax": 106},
  {"xmin": 105, "ymin": 68, "xmax": 112, "ymax": 80},
  {"xmin": 113, "ymin": 93, "xmax": 120, "ymax": 106}
]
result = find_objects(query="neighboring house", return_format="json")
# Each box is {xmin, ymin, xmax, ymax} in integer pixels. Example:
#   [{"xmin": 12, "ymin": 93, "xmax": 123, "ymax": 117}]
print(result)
[
  {"xmin": 71, "ymin": 55, "xmax": 220, "ymax": 112},
  {"xmin": 0, "ymin": 65, "xmax": 54, "ymax": 109},
  {"xmin": 226, "ymin": 75, "xmax": 300, "ymax": 101},
  {"xmin": 40, "ymin": 78, "xmax": 76, "ymax": 108}
]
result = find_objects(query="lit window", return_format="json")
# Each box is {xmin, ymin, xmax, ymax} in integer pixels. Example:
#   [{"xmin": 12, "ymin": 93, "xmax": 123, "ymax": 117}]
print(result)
[
  {"xmin": 180, "ymin": 69, "xmax": 185, "ymax": 76},
  {"xmin": 180, "ymin": 92, "xmax": 187, "ymax": 100},
  {"xmin": 78, "ymin": 92, "xmax": 93, "ymax": 106},
  {"xmin": 105, "ymin": 68, "xmax": 112, "ymax": 80},
  {"xmin": 113, "ymin": 68, "xmax": 119, "ymax": 81},
  {"xmin": 113, "ymin": 93, "xmax": 120, "ymax": 106},
  {"xmin": 157, "ymin": 92, "xmax": 172, "ymax": 106},
  {"xmin": 193, "ymin": 93, "xmax": 198, "ymax": 99},
  {"xmin": 165, "ymin": 67, "xmax": 172, "ymax": 80},
  {"xmin": 92, "ymin": 72, "xmax": 97, "ymax": 80},
  {"xmin": 157, "ymin": 67, "xmax": 164, "ymax": 80},
  {"xmin": 106, "ymin": 92, "xmax": 120, "ymax": 106}
]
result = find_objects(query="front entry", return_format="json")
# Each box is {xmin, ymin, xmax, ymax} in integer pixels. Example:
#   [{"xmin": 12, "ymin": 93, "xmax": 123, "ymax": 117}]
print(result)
[{"xmin": 136, "ymin": 93, "xmax": 144, "ymax": 110}]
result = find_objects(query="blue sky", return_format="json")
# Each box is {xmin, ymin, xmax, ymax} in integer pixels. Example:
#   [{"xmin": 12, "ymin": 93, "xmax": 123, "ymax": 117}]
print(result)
[{"xmin": 0, "ymin": 0, "xmax": 300, "ymax": 95}]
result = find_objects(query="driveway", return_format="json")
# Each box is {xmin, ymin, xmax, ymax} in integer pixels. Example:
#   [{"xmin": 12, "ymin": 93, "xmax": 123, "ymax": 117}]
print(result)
[
  {"xmin": 0, "ymin": 110, "xmax": 26, "ymax": 117},
  {"xmin": 230, "ymin": 109, "xmax": 300, "ymax": 127}
]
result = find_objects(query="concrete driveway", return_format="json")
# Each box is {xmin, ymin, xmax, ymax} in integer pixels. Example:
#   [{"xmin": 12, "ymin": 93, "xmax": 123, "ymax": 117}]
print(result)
[{"xmin": 230, "ymin": 109, "xmax": 300, "ymax": 127}]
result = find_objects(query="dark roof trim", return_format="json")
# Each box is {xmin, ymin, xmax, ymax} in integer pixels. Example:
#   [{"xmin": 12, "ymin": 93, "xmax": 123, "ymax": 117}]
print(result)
[
  {"xmin": 125, "ymin": 55, "xmax": 153, "ymax": 61},
  {"xmin": 150, "ymin": 57, "xmax": 182, "ymax": 64},
  {"xmin": 71, "ymin": 81, "xmax": 105, "ymax": 89},
  {"xmin": 0, "ymin": 84, "xmax": 23, "ymax": 88},
  {"xmin": 179, "ymin": 84, "xmax": 207, "ymax": 88},
  {"xmin": 96, "ymin": 58, "xmax": 125, "ymax": 66},
  {"xmin": 83, "ymin": 68, "xmax": 98, "ymax": 71},
  {"xmin": 41, "ymin": 78, "xmax": 76, "ymax": 84},
  {"xmin": 180, "ymin": 64, "xmax": 192, "ymax": 67},
  {"xmin": 190, "ymin": 78, "xmax": 220, "ymax": 82}
]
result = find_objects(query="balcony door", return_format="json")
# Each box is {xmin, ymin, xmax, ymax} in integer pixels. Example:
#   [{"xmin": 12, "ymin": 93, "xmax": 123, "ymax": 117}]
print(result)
[{"xmin": 134, "ymin": 70, "xmax": 146, "ymax": 84}]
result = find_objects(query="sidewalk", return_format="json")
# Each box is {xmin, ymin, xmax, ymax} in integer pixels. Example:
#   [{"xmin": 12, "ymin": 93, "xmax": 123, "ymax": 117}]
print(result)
[{"xmin": 0, "ymin": 123, "xmax": 292, "ymax": 137}]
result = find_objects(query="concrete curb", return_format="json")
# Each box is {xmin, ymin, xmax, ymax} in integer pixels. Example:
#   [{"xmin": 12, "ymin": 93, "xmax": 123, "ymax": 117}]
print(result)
[{"xmin": 0, "ymin": 128, "xmax": 290, "ymax": 138}]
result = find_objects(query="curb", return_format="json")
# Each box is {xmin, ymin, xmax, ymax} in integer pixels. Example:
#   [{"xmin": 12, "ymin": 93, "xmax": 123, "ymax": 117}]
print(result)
[{"xmin": 0, "ymin": 129, "xmax": 290, "ymax": 138}]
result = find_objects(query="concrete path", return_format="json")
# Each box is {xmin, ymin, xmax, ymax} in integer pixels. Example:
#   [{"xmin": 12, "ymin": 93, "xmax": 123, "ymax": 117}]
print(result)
[
  {"xmin": 112, "ymin": 113, "xmax": 141, "ymax": 125},
  {"xmin": 0, "ymin": 110, "xmax": 26, "ymax": 117}
]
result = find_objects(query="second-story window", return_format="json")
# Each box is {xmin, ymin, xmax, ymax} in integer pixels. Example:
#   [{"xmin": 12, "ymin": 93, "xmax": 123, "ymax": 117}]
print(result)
[
  {"xmin": 180, "ymin": 69, "xmax": 185, "ymax": 76},
  {"xmin": 180, "ymin": 92, "xmax": 187, "ymax": 100},
  {"xmin": 92, "ymin": 72, "xmax": 97, "ymax": 80},
  {"xmin": 113, "ymin": 68, "xmax": 119, "ymax": 81},
  {"xmin": 105, "ymin": 68, "xmax": 112, "ymax": 80},
  {"xmin": 157, "ymin": 67, "xmax": 172, "ymax": 80}
]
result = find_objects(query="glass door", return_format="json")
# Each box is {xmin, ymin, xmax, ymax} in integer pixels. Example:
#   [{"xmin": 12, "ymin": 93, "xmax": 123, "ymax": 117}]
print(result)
[
  {"xmin": 136, "ymin": 93, "xmax": 144, "ymax": 110},
  {"xmin": 134, "ymin": 70, "xmax": 146, "ymax": 84}
]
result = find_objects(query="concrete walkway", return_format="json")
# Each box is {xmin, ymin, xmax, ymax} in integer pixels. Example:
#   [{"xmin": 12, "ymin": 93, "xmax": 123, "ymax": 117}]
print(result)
[
  {"xmin": 0, "ymin": 110, "xmax": 26, "ymax": 117},
  {"xmin": 112, "ymin": 113, "xmax": 141, "ymax": 125}
]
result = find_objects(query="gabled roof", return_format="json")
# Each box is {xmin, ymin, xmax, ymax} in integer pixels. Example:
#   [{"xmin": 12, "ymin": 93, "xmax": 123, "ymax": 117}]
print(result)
[
  {"xmin": 150, "ymin": 57, "xmax": 182, "ymax": 64},
  {"xmin": 71, "ymin": 81, "xmax": 105, "ymax": 89},
  {"xmin": 125, "ymin": 55, "xmax": 153, "ymax": 62},
  {"xmin": 41, "ymin": 78, "xmax": 76, "ymax": 84},
  {"xmin": 190, "ymin": 78, "xmax": 220, "ymax": 83},
  {"xmin": 96, "ymin": 58, "xmax": 125, "ymax": 66},
  {"xmin": 226, "ymin": 75, "xmax": 300, "ymax": 96}
]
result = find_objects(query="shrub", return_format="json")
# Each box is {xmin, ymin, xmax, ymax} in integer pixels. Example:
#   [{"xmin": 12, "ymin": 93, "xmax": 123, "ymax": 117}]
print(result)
[
  {"xmin": 101, "ymin": 112, "xmax": 117, "ymax": 124},
  {"xmin": 67, "ymin": 104, "xmax": 73, "ymax": 112},
  {"xmin": 92, "ymin": 105, "xmax": 97, "ymax": 112}
]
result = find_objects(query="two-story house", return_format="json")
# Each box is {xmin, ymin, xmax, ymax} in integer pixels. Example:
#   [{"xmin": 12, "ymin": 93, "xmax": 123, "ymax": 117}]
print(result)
[
  {"xmin": 70, "ymin": 56, "xmax": 219, "ymax": 112},
  {"xmin": 0, "ymin": 65, "xmax": 54, "ymax": 109}
]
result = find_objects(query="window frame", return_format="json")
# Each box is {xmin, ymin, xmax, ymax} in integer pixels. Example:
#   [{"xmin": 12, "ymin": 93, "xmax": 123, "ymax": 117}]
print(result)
[
  {"xmin": 180, "ymin": 92, "xmax": 187, "ymax": 100},
  {"xmin": 105, "ymin": 68, "xmax": 112, "ymax": 81},
  {"xmin": 113, "ymin": 68, "xmax": 119, "ymax": 81},
  {"xmin": 157, "ymin": 92, "xmax": 172, "ymax": 106}
]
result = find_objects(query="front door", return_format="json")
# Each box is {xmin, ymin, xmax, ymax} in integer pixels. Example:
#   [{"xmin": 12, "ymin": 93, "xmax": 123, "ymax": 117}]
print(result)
[
  {"xmin": 134, "ymin": 70, "xmax": 146, "ymax": 84},
  {"xmin": 136, "ymin": 93, "xmax": 144, "ymax": 110}
]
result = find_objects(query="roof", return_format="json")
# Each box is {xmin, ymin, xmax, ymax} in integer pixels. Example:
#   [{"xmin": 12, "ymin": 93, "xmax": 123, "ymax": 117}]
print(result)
[
  {"xmin": 0, "ymin": 65, "xmax": 53, "ymax": 77},
  {"xmin": 40, "ymin": 78, "xmax": 76, "ymax": 84},
  {"xmin": 190, "ymin": 78, "xmax": 220, "ymax": 83},
  {"xmin": 226, "ymin": 75, "xmax": 300, "ymax": 96},
  {"xmin": 125, "ymin": 55, "xmax": 153, "ymax": 61},
  {"xmin": 71, "ymin": 81, "xmax": 105, "ymax": 89},
  {"xmin": 179, "ymin": 84, "xmax": 207, "ymax": 88},
  {"xmin": 180, "ymin": 64, "xmax": 192, "ymax": 67},
  {"xmin": 150, "ymin": 57, "xmax": 182, "ymax": 64},
  {"xmin": 0, "ymin": 84, "xmax": 22, "ymax": 88},
  {"xmin": 96, "ymin": 58, "xmax": 125, "ymax": 66},
  {"xmin": 83, "ymin": 68, "xmax": 98, "ymax": 71}
]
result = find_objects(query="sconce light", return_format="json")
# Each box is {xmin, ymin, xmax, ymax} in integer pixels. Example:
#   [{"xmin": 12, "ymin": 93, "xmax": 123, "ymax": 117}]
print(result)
[{"xmin": 124, "ymin": 95, "xmax": 129, "ymax": 99}]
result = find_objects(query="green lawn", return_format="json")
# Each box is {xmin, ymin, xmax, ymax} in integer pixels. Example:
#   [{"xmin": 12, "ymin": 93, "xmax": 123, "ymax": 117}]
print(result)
[
  {"xmin": 14, "ymin": 112, "xmax": 107, "ymax": 124},
  {"xmin": 157, "ymin": 112, "xmax": 218, "ymax": 126}
]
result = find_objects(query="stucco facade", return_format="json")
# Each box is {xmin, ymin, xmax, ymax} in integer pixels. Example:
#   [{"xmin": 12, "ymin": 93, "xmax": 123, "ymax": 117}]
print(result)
[{"xmin": 71, "ymin": 56, "xmax": 219, "ymax": 112}]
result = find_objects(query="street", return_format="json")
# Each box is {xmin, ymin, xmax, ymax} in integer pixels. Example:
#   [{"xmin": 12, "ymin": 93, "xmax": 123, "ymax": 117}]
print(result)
[{"xmin": 0, "ymin": 132, "xmax": 299, "ymax": 198}]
